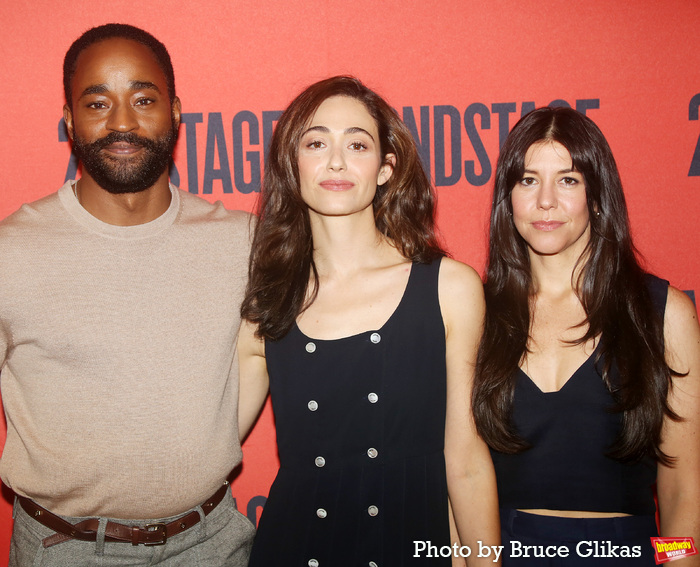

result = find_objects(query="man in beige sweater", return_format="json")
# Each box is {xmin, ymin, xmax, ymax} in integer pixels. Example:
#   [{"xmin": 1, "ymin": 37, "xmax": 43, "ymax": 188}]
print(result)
[{"xmin": 0, "ymin": 24, "xmax": 254, "ymax": 566}]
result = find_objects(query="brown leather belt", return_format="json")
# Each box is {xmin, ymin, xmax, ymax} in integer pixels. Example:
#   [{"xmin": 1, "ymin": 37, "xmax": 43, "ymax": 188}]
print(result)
[{"xmin": 18, "ymin": 481, "xmax": 230, "ymax": 548}]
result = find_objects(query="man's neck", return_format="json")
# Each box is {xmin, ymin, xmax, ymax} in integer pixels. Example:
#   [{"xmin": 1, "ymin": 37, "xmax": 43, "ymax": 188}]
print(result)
[{"xmin": 75, "ymin": 172, "xmax": 172, "ymax": 226}]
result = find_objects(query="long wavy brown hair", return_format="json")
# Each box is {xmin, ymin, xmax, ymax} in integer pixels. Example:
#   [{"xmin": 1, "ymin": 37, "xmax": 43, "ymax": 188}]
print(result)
[
  {"xmin": 241, "ymin": 76, "xmax": 445, "ymax": 340},
  {"xmin": 473, "ymin": 107, "xmax": 680, "ymax": 465}
]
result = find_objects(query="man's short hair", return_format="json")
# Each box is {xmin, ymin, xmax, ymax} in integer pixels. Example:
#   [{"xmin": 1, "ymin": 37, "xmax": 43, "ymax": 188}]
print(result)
[{"xmin": 63, "ymin": 23, "xmax": 176, "ymax": 107}]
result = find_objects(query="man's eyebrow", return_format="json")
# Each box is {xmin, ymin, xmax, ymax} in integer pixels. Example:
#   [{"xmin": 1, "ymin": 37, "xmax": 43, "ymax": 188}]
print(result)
[
  {"xmin": 78, "ymin": 84, "xmax": 108, "ymax": 99},
  {"xmin": 77, "ymin": 81, "xmax": 162, "ymax": 100},
  {"xmin": 130, "ymin": 80, "xmax": 161, "ymax": 93}
]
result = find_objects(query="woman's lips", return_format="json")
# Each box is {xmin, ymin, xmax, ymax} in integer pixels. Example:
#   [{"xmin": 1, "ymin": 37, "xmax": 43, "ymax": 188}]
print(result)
[
  {"xmin": 532, "ymin": 220, "xmax": 564, "ymax": 231},
  {"xmin": 319, "ymin": 180, "xmax": 354, "ymax": 191}
]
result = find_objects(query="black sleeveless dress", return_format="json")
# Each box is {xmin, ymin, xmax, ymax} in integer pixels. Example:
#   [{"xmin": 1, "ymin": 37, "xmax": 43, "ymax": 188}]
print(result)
[{"xmin": 248, "ymin": 259, "xmax": 451, "ymax": 567}]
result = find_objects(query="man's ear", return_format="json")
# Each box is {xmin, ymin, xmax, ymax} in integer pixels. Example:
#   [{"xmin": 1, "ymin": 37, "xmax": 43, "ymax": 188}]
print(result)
[
  {"xmin": 171, "ymin": 97, "xmax": 182, "ymax": 131},
  {"xmin": 63, "ymin": 105, "xmax": 74, "ymax": 141}
]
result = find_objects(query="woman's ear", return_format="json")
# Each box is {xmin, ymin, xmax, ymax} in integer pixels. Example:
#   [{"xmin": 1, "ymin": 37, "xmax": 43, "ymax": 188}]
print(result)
[{"xmin": 378, "ymin": 153, "xmax": 396, "ymax": 185}]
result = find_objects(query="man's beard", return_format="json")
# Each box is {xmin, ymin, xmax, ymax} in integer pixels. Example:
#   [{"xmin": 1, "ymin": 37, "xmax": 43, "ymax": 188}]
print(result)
[{"xmin": 72, "ymin": 127, "xmax": 177, "ymax": 194}]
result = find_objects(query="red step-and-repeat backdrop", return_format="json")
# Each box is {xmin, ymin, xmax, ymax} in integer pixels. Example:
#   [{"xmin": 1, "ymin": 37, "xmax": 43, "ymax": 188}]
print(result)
[{"xmin": 1, "ymin": 0, "xmax": 698, "ymax": 563}]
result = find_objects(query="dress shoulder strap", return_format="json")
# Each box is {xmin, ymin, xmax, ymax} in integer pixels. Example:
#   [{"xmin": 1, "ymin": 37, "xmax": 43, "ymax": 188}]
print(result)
[{"xmin": 644, "ymin": 273, "xmax": 670, "ymax": 318}]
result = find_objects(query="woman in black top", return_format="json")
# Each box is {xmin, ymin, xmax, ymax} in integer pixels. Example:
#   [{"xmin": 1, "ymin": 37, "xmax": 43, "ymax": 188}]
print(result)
[
  {"xmin": 474, "ymin": 107, "xmax": 700, "ymax": 565},
  {"xmin": 237, "ymin": 76, "xmax": 499, "ymax": 566}
]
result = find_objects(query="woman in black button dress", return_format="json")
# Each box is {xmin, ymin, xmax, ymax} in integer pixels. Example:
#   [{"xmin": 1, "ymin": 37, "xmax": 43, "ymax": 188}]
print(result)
[
  {"xmin": 473, "ymin": 107, "xmax": 700, "ymax": 565},
  {"xmin": 238, "ymin": 76, "xmax": 499, "ymax": 566}
]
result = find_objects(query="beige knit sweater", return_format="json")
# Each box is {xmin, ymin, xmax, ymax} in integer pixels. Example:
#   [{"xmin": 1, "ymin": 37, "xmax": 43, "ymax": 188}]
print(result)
[{"xmin": 0, "ymin": 181, "xmax": 251, "ymax": 519}]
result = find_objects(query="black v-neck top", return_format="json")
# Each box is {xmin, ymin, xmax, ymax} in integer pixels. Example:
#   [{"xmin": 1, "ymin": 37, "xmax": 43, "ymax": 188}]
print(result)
[{"xmin": 490, "ymin": 275, "xmax": 669, "ymax": 515}]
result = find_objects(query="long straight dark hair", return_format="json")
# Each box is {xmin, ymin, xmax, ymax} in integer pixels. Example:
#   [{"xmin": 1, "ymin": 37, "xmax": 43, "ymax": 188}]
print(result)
[
  {"xmin": 473, "ymin": 107, "xmax": 680, "ymax": 464},
  {"xmin": 241, "ymin": 76, "xmax": 444, "ymax": 340}
]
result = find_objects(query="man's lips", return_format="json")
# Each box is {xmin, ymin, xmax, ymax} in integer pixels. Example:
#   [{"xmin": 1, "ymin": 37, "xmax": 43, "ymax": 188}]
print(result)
[
  {"xmin": 319, "ymin": 180, "xmax": 354, "ymax": 191},
  {"xmin": 531, "ymin": 220, "xmax": 564, "ymax": 231},
  {"xmin": 103, "ymin": 142, "xmax": 143, "ymax": 155}
]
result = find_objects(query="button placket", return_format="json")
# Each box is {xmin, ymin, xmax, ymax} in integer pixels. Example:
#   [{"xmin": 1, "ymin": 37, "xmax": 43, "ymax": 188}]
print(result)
[
  {"xmin": 367, "ymin": 332, "xmax": 382, "ymax": 465},
  {"xmin": 366, "ymin": 331, "xmax": 383, "ymax": 534}
]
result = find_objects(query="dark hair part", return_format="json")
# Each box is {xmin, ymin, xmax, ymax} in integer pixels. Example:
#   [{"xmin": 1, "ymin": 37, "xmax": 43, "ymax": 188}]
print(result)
[
  {"xmin": 64, "ymin": 23, "xmax": 175, "ymax": 107},
  {"xmin": 242, "ymin": 75, "xmax": 445, "ymax": 340},
  {"xmin": 473, "ymin": 106, "xmax": 680, "ymax": 464}
]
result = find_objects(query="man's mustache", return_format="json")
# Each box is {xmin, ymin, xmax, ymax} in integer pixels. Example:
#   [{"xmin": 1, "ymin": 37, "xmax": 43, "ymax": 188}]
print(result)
[{"xmin": 90, "ymin": 132, "xmax": 158, "ymax": 151}]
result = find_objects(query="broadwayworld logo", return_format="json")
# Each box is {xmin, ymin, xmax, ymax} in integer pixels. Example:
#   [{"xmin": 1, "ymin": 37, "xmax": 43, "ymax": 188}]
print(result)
[{"xmin": 651, "ymin": 537, "xmax": 697, "ymax": 564}]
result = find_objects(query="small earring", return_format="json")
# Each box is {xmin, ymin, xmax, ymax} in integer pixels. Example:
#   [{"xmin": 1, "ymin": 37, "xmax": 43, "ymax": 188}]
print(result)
[{"xmin": 595, "ymin": 211, "xmax": 601, "ymax": 218}]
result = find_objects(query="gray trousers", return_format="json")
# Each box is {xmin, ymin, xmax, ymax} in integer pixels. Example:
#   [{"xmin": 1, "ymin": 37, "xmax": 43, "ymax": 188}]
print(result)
[{"xmin": 9, "ymin": 489, "xmax": 255, "ymax": 567}]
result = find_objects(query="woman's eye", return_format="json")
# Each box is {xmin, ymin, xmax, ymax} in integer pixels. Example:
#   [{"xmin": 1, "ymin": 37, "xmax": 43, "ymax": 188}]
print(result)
[
  {"xmin": 349, "ymin": 141, "xmax": 367, "ymax": 151},
  {"xmin": 561, "ymin": 176, "xmax": 580, "ymax": 186},
  {"xmin": 519, "ymin": 177, "xmax": 536, "ymax": 186},
  {"xmin": 306, "ymin": 140, "xmax": 324, "ymax": 149}
]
